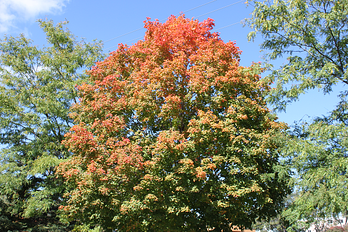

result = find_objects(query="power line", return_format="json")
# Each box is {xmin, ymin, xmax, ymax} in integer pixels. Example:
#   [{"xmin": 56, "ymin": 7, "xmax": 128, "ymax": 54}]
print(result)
[
  {"xmin": 194, "ymin": 0, "xmax": 244, "ymax": 18},
  {"xmin": 105, "ymin": 20, "xmax": 242, "ymax": 51},
  {"xmin": 104, "ymin": 28, "xmax": 143, "ymax": 43},
  {"xmin": 182, "ymin": 0, "xmax": 217, "ymax": 14},
  {"xmin": 106, "ymin": 37, "xmax": 143, "ymax": 51},
  {"xmin": 105, "ymin": 0, "xmax": 245, "ymax": 51},
  {"xmin": 216, "ymin": 21, "xmax": 241, "ymax": 30},
  {"xmin": 104, "ymin": 0, "xmax": 218, "ymax": 44}
]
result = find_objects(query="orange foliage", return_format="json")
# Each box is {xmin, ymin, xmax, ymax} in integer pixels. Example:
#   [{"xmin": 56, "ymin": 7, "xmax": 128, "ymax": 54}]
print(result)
[{"xmin": 56, "ymin": 15, "xmax": 288, "ymax": 231}]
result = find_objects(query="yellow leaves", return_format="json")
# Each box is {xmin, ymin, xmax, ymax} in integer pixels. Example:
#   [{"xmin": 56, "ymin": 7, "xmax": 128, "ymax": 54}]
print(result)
[
  {"xmin": 144, "ymin": 160, "xmax": 156, "ymax": 168},
  {"xmin": 212, "ymin": 155, "xmax": 226, "ymax": 165},
  {"xmin": 99, "ymin": 187, "xmax": 109, "ymax": 196},
  {"xmin": 63, "ymin": 168, "xmax": 80, "ymax": 179},
  {"xmin": 175, "ymin": 186, "xmax": 185, "ymax": 192},
  {"xmin": 119, "ymin": 205, "xmax": 129, "ymax": 215},
  {"xmin": 164, "ymin": 173, "xmax": 175, "ymax": 181},
  {"xmin": 144, "ymin": 194, "xmax": 158, "ymax": 202},
  {"xmin": 57, "ymin": 15, "xmax": 288, "ymax": 230},
  {"xmin": 201, "ymin": 158, "xmax": 216, "ymax": 170},
  {"xmin": 143, "ymin": 174, "xmax": 153, "ymax": 180},
  {"xmin": 207, "ymin": 163, "xmax": 216, "ymax": 170},
  {"xmin": 179, "ymin": 206, "xmax": 190, "ymax": 213},
  {"xmin": 197, "ymin": 109, "xmax": 217, "ymax": 123},
  {"xmin": 232, "ymin": 134, "xmax": 250, "ymax": 145},
  {"xmin": 217, "ymin": 200, "xmax": 230, "ymax": 208},
  {"xmin": 133, "ymin": 185, "xmax": 143, "ymax": 191},
  {"xmin": 179, "ymin": 158, "xmax": 194, "ymax": 167},
  {"xmin": 249, "ymin": 183, "xmax": 262, "ymax": 193},
  {"xmin": 167, "ymin": 207, "xmax": 176, "ymax": 214},
  {"xmin": 201, "ymin": 157, "xmax": 211, "ymax": 165},
  {"xmin": 177, "ymin": 158, "xmax": 195, "ymax": 174},
  {"xmin": 111, "ymin": 199, "xmax": 120, "ymax": 206}
]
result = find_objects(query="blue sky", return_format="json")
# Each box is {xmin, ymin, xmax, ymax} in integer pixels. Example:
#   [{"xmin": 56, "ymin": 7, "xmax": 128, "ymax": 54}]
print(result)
[{"xmin": 0, "ymin": 0, "xmax": 342, "ymax": 125}]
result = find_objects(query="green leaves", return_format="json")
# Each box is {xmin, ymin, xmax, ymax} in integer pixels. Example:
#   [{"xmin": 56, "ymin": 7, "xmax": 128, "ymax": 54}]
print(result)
[
  {"xmin": 283, "ymin": 120, "xmax": 348, "ymax": 227},
  {"xmin": 0, "ymin": 19, "xmax": 104, "ymax": 230},
  {"xmin": 248, "ymin": 0, "xmax": 348, "ymax": 111},
  {"xmin": 58, "ymin": 15, "xmax": 290, "ymax": 231},
  {"xmin": 248, "ymin": 1, "xmax": 348, "ymax": 229}
]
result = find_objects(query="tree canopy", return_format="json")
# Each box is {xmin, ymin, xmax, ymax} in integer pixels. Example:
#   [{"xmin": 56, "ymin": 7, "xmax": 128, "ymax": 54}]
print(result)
[
  {"xmin": 0, "ymin": 20, "xmax": 103, "ymax": 230},
  {"xmin": 248, "ymin": 0, "xmax": 348, "ymax": 230},
  {"xmin": 57, "ymin": 15, "xmax": 290, "ymax": 231},
  {"xmin": 248, "ymin": 0, "xmax": 348, "ymax": 110}
]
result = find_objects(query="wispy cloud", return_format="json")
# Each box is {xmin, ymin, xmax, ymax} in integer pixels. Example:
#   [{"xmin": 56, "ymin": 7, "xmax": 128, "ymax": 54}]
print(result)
[{"xmin": 0, "ymin": 0, "xmax": 69, "ymax": 33}]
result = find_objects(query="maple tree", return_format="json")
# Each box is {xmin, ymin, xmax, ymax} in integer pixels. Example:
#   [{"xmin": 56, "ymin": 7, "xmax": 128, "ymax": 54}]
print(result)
[
  {"xmin": 58, "ymin": 15, "xmax": 290, "ymax": 231},
  {"xmin": 0, "ymin": 20, "xmax": 103, "ymax": 230}
]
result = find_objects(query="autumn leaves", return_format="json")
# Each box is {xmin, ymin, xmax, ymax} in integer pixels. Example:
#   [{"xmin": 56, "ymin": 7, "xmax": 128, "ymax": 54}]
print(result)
[{"xmin": 55, "ymin": 15, "xmax": 289, "ymax": 231}]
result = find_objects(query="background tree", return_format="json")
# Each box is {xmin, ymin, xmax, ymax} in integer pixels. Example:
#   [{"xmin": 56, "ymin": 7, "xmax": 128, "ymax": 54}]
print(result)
[
  {"xmin": 0, "ymin": 20, "xmax": 103, "ymax": 230},
  {"xmin": 252, "ymin": 214, "xmax": 290, "ymax": 232},
  {"xmin": 252, "ymin": 193, "xmax": 295, "ymax": 232},
  {"xmin": 248, "ymin": 0, "xmax": 348, "ymax": 230},
  {"xmin": 248, "ymin": 0, "xmax": 348, "ymax": 110},
  {"xmin": 57, "ymin": 15, "xmax": 290, "ymax": 232}
]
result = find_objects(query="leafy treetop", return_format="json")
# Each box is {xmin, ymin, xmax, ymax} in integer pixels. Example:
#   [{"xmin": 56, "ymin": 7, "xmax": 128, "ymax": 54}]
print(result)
[{"xmin": 58, "ymin": 15, "xmax": 290, "ymax": 232}]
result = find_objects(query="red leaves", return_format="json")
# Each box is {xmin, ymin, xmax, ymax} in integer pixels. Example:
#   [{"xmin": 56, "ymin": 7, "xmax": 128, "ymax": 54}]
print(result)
[
  {"xmin": 64, "ymin": 124, "xmax": 97, "ymax": 155},
  {"xmin": 144, "ymin": 15, "xmax": 217, "ymax": 53},
  {"xmin": 57, "ymin": 15, "xmax": 287, "ymax": 231},
  {"xmin": 87, "ymin": 161, "xmax": 97, "ymax": 172}
]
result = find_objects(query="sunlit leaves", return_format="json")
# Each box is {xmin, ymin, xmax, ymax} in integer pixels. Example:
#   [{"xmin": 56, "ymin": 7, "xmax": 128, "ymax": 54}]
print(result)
[
  {"xmin": 0, "ymin": 20, "xmax": 104, "ymax": 230},
  {"xmin": 248, "ymin": 0, "xmax": 348, "ymax": 229},
  {"xmin": 281, "ymin": 119, "xmax": 348, "ymax": 229},
  {"xmin": 58, "ymin": 15, "xmax": 290, "ymax": 231},
  {"xmin": 248, "ymin": 0, "xmax": 348, "ymax": 111}
]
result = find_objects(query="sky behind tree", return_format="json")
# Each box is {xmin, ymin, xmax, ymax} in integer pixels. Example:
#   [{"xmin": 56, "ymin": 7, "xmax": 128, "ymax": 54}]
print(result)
[{"xmin": 0, "ymin": 0, "xmax": 342, "ymax": 125}]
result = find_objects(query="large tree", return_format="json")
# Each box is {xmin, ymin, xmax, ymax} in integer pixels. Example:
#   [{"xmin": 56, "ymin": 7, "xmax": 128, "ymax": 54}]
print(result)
[
  {"xmin": 248, "ymin": 0, "xmax": 348, "ymax": 230},
  {"xmin": 57, "ymin": 15, "xmax": 290, "ymax": 231},
  {"xmin": 0, "ymin": 20, "xmax": 103, "ymax": 230}
]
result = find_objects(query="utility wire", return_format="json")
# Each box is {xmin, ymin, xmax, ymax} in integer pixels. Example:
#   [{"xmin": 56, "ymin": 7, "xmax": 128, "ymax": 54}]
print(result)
[
  {"xmin": 194, "ymin": 0, "xmax": 244, "ymax": 18},
  {"xmin": 216, "ymin": 21, "xmax": 241, "ymax": 30},
  {"xmin": 105, "ymin": 0, "xmax": 245, "ymax": 50},
  {"xmin": 106, "ymin": 36, "xmax": 143, "ymax": 51},
  {"xmin": 181, "ymin": 0, "xmax": 217, "ymax": 14},
  {"xmin": 106, "ymin": 20, "xmax": 242, "ymax": 51},
  {"xmin": 104, "ymin": 0, "xmax": 218, "ymax": 43},
  {"xmin": 104, "ymin": 28, "xmax": 143, "ymax": 43}
]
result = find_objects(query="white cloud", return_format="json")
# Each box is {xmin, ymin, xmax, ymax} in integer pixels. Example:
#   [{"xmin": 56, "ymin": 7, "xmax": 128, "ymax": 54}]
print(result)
[{"xmin": 0, "ymin": 0, "xmax": 69, "ymax": 33}]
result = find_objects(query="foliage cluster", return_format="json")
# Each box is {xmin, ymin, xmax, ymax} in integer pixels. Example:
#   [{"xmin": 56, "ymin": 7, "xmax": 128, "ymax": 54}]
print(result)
[
  {"xmin": 56, "ymin": 15, "xmax": 289, "ymax": 231},
  {"xmin": 248, "ymin": 0, "xmax": 348, "ymax": 230},
  {"xmin": 0, "ymin": 20, "xmax": 103, "ymax": 230}
]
